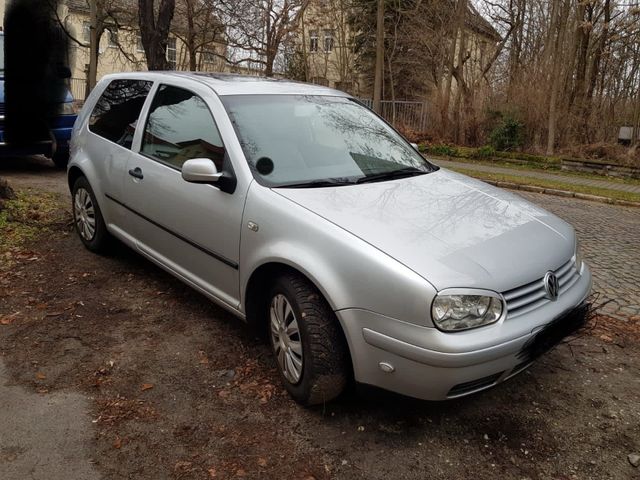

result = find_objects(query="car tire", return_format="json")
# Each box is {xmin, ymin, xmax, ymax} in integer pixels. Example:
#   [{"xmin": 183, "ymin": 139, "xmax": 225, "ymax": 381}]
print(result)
[
  {"xmin": 52, "ymin": 146, "xmax": 70, "ymax": 169},
  {"xmin": 72, "ymin": 176, "xmax": 111, "ymax": 253},
  {"xmin": 268, "ymin": 272, "xmax": 349, "ymax": 406}
]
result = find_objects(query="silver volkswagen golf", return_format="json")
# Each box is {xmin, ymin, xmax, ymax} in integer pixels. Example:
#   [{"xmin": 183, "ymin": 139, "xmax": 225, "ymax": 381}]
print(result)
[{"xmin": 68, "ymin": 72, "xmax": 592, "ymax": 405}]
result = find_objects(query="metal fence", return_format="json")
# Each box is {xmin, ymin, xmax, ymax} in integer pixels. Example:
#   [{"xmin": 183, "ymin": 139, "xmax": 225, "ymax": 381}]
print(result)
[
  {"xmin": 69, "ymin": 78, "xmax": 87, "ymax": 103},
  {"xmin": 359, "ymin": 99, "xmax": 428, "ymax": 133}
]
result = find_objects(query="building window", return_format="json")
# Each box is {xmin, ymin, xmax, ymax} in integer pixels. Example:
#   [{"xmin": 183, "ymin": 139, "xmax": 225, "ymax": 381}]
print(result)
[
  {"xmin": 166, "ymin": 37, "xmax": 177, "ymax": 69},
  {"xmin": 136, "ymin": 34, "xmax": 144, "ymax": 53},
  {"xmin": 107, "ymin": 28, "xmax": 118, "ymax": 48},
  {"xmin": 82, "ymin": 21, "xmax": 91, "ymax": 43},
  {"xmin": 323, "ymin": 30, "xmax": 334, "ymax": 53},
  {"xmin": 309, "ymin": 31, "xmax": 318, "ymax": 53},
  {"xmin": 202, "ymin": 50, "xmax": 216, "ymax": 64}
]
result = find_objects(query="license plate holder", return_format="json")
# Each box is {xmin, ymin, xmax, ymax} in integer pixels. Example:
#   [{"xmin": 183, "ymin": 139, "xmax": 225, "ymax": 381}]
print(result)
[{"xmin": 517, "ymin": 302, "xmax": 590, "ymax": 362}]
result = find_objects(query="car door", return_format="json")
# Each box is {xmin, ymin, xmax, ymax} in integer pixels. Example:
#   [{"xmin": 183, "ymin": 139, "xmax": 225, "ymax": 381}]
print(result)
[
  {"xmin": 122, "ymin": 82, "xmax": 244, "ymax": 309},
  {"xmin": 85, "ymin": 79, "xmax": 153, "ymax": 233}
]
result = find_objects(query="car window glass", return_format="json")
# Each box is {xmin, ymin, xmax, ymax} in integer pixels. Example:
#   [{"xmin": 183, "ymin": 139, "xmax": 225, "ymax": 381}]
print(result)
[
  {"xmin": 221, "ymin": 95, "xmax": 433, "ymax": 187},
  {"xmin": 142, "ymin": 85, "xmax": 225, "ymax": 171},
  {"xmin": 89, "ymin": 79, "xmax": 152, "ymax": 148}
]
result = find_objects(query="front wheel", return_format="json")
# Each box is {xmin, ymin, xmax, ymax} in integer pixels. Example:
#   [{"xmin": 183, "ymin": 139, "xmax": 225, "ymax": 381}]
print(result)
[{"xmin": 268, "ymin": 273, "xmax": 349, "ymax": 405}]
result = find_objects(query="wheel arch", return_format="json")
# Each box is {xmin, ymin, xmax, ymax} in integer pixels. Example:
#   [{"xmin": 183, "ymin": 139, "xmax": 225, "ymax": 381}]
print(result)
[
  {"xmin": 67, "ymin": 165, "xmax": 86, "ymax": 193},
  {"xmin": 244, "ymin": 261, "xmax": 337, "ymax": 337}
]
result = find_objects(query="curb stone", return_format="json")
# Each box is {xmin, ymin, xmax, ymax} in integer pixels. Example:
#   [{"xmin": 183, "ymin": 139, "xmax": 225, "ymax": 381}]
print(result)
[{"xmin": 483, "ymin": 180, "xmax": 640, "ymax": 208}]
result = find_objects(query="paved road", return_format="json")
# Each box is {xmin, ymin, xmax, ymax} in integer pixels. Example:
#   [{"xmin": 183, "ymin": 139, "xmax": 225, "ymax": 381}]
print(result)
[
  {"xmin": 518, "ymin": 191, "xmax": 640, "ymax": 321},
  {"xmin": 437, "ymin": 158, "xmax": 640, "ymax": 194}
]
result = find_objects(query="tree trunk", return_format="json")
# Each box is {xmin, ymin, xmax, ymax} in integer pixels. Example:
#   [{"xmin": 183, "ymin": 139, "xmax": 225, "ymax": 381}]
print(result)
[
  {"xmin": 88, "ymin": 0, "xmax": 98, "ymax": 91},
  {"xmin": 372, "ymin": 0, "xmax": 384, "ymax": 113},
  {"xmin": 138, "ymin": 0, "xmax": 175, "ymax": 70}
]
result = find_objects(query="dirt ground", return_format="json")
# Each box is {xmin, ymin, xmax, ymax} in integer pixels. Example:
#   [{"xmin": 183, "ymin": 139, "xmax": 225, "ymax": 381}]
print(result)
[{"xmin": 1, "ymin": 157, "xmax": 639, "ymax": 480}]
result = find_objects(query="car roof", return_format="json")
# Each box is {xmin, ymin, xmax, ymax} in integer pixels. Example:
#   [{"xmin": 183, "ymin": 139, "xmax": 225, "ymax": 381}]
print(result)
[{"xmin": 99, "ymin": 71, "xmax": 351, "ymax": 97}]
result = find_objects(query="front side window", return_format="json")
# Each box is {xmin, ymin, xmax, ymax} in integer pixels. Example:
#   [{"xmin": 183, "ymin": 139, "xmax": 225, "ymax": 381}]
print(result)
[
  {"xmin": 142, "ymin": 85, "xmax": 225, "ymax": 171},
  {"xmin": 89, "ymin": 79, "xmax": 152, "ymax": 148},
  {"xmin": 221, "ymin": 95, "xmax": 435, "ymax": 187}
]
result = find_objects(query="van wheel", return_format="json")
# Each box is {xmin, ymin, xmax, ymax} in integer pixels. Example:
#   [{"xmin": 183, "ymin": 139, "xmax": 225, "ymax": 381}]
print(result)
[
  {"xmin": 72, "ymin": 176, "xmax": 111, "ymax": 252},
  {"xmin": 268, "ymin": 272, "xmax": 348, "ymax": 405}
]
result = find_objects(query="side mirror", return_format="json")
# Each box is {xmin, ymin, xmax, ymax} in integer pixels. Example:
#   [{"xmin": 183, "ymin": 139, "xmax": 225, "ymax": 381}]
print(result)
[
  {"xmin": 410, "ymin": 142, "xmax": 419, "ymax": 150},
  {"xmin": 182, "ymin": 158, "xmax": 223, "ymax": 184}
]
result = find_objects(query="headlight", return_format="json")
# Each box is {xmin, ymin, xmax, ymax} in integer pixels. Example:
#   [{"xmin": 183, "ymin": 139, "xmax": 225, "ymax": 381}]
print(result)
[
  {"xmin": 431, "ymin": 293, "xmax": 503, "ymax": 331},
  {"xmin": 574, "ymin": 238, "xmax": 583, "ymax": 271},
  {"xmin": 60, "ymin": 102, "xmax": 78, "ymax": 115}
]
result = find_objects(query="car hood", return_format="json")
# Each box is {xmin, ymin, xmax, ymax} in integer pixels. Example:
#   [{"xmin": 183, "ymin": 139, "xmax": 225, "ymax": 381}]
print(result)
[{"xmin": 273, "ymin": 168, "xmax": 575, "ymax": 293}]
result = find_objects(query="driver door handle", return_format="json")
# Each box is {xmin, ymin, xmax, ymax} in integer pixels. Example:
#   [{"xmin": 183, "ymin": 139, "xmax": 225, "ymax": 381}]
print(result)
[{"xmin": 128, "ymin": 167, "xmax": 144, "ymax": 180}]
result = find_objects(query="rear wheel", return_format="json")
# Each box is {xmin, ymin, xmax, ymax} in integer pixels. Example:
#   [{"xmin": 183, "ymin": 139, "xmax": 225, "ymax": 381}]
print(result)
[
  {"xmin": 268, "ymin": 273, "xmax": 349, "ymax": 405},
  {"xmin": 72, "ymin": 176, "xmax": 111, "ymax": 252}
]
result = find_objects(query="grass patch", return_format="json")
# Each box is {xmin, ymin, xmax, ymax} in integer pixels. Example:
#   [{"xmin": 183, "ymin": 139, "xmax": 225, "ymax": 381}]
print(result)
[
  {"xmin": 448, "ymin": 167, "xmax": 640, "ymax": 204},
  {"xmin": 0, "ymin": 188, "xmax": 68, "ymax": 269},
  {"xmin": 439, "ymin": 157, "xmax": 640, "ymax": 186}
]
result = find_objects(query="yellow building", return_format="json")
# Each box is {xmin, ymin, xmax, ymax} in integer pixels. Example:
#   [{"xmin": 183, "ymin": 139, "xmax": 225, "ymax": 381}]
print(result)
[{"xmin": 0, "ymin": 0, "xmax": 227, "ymax": 100}]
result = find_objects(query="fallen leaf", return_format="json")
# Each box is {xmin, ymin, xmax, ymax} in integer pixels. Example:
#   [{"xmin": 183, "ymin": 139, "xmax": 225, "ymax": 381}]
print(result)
[
  {"xmin": 208, "ymin": 467, "xmax": 217, "ymax": 478},
  {"xmin": 0, "ymin": 311, "xmax": 20, "ymax": 325},
  {"xmin": 198, "ymin": 350, "xmax": 209, "ymax": 365},
  {"xmin": 257, "ymin": 457, "xmax": 267, "ymax": 467},
  {"xmin": 235, "ymin": 468, "xmax": 246, "ymax": 477},
  {"xmin": 141, "ymin": 383, "xmax": 154, "ymax": 391},
  {"xmin": 35, "ymin": 372, "xmax": 46, "ymax": 380},
  {"xmin": 36, "ymin": 388, "xmax": 48, "ymax": 394},
  {"xmin": 218, "ymin": 390, "xmax": 230, "ymax": 398},
  {"xmin": 174, "ymin": 461, "xmax": 192, "ymax": 472},
  {"xmin": 44, "ymin": 311, "xmax": 63, "ymax": 317},
  {"xmin": 113, "ymin": 437, "xmax": 122, "ymax": 449}
]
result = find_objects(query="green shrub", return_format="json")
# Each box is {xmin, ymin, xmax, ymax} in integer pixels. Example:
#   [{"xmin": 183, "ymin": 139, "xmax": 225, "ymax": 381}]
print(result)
[
  {"xmin": 472, "ymin": 145, "xmax": 496, "ymax": 159},
  {"xmin": 489, "ymin": 117, "xmax": 524, "ymax": 151},
  {"xmin": 427, "ymin": 144, "xmax": 458, "ymax": 157}
]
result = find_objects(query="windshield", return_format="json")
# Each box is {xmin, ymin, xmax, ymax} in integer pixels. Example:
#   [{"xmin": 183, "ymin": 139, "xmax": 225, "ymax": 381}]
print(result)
[{"xmin": 221, "ymin": 95, "xmax": 435, "ymax": 187}]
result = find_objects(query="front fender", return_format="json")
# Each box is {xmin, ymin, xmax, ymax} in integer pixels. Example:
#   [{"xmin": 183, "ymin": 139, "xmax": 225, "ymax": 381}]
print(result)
[{"xmin": 240, "ymin": 184, "xmax": 437, "ymax": 327}]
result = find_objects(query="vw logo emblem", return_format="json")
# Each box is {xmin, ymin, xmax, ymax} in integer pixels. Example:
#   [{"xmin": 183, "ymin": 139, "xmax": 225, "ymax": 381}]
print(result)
[{"xmin": 544, "ymin": 271, "xmax": 559, "ymax": 300}]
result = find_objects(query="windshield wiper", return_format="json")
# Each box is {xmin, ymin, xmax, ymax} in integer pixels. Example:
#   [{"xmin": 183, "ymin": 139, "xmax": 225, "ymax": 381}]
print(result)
[
  {"xmin": 279, "ymin": 178, "xmax": 356, "ymax": 188},
  {"xmin": 356, "ymin": 167, "xmax": 428, "ymax": 184}
]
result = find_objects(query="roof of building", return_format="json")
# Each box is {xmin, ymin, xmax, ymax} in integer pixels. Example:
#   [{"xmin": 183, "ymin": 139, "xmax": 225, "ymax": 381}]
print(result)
[
  {"xmin": 466, "ymin": 4, "xmax": 501, "ymax": 42},
  {"xmin": 99, "ymin": 71, "xmax": 350, "ymax": 97}
]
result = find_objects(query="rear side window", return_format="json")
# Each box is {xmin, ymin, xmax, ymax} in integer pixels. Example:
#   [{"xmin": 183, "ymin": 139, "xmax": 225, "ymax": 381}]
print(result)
[
  {"xmin": 141, "ymin": 84, "xmax": 225, "ymax": 171},
  {"xmin": 89, "ymin": 79, "xmax": 152, "ymax": 148}
]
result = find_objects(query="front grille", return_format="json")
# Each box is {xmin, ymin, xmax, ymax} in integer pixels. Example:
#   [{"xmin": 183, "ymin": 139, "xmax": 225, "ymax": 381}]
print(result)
[
  {"xmin": 447, "ymin": 371, "xmax": 504, "ymax": 398},
  {"xmin": 0, "ymin": 104, "xmax": 5, "ymax": 116},
  {"xmin": 502, "ymin": 258, "xmax": 579, "ymax": 318}
]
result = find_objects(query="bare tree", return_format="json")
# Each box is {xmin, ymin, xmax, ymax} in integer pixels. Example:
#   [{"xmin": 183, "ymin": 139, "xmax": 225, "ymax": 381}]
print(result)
[
  {"xmin": 138, "ymin": 0, "xmax": 176, "ymax": 70},
  {"xmin": 219, "ymin": 0, "xmax": 308, "ymax": 76}
]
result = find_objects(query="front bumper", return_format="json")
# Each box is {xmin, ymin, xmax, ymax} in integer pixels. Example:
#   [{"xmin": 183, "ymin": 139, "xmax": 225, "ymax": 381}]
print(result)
[{"xmin": 337, "ymin": 264, "xmax": 592, "ymax": 401}]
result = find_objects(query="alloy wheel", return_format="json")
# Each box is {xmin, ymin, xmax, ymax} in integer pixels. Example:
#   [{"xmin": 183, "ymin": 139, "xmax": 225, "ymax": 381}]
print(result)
[
  {"xmin": 270, "ymin": 293, "xmax": 304, "ymax": 384},
  {"xmin": 74, "ymin": 187, "xmax": 96, "ymax": 241}
]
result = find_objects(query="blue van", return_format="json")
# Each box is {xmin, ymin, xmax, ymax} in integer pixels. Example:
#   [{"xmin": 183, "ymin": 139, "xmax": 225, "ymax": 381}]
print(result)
[{"xmin": 0, "ymin": 32, "xmax": 78, "ymax": 168}]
